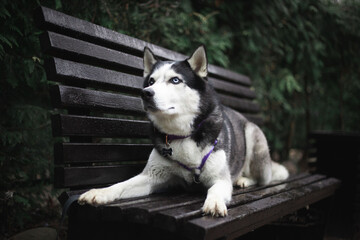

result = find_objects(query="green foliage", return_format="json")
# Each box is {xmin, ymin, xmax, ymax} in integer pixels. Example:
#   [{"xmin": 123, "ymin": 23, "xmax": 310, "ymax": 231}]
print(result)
[
  {"xmin": 1, "ymin": 0, "xmax": 359, "ymax": 236},
  {"xmin": 214, "ymin": 0, "xmax": 360, "ymax": 157},
  {"xmin": 61, "ymin": 0, "xmax": 233, "ymax": 67},
  {"xmin": 0, "ymin": 0, "xmax": 57, "ymax": 236},
  {"xmin": 68, "ymin": 0, "xmax": 358, "ymax": 157}
]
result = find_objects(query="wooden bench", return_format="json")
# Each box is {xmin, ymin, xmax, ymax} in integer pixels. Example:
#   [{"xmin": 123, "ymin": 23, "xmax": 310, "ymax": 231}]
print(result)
[{"xmin": 35, "ymin": 6, "xmax": 341, "ymax": 240}]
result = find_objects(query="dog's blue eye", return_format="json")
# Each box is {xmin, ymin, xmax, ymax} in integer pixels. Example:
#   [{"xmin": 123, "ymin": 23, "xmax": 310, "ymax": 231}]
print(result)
[
  {"xmin": 149, "ymin": 78, "xmax": 155, "ymax": 86},
  {"xmin": 170, "ymin": 77, "xmax": 181, "ymax": 84}
]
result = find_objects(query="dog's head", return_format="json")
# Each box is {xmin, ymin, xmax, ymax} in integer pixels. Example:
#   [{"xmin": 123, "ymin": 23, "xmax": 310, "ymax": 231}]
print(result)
[{"xmin": 141, "ymin": 46, "xmax": 209, "ymax": 134}]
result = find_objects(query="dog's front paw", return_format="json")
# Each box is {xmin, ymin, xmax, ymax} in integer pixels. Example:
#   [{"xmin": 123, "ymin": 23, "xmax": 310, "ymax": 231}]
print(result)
[
  {"xmin": 202, "ymin": 195, "xmax": 228, "ymax": 217},
  {"xmin": 78, "ymin": 188, "xmax": 116, "ymax": 206}
]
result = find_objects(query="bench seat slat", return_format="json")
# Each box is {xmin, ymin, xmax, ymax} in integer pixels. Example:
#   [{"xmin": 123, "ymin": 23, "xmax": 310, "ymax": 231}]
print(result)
[
  {"xmin": 51, "ymin": 114, "xmax": 150, "ymax": 138},
  {"xmin": 36, "ymin": 6, "xmax": 251, "ymax": 86},
  {"xmin": 69, "ymin": 173, "xmax": 310, "ymax": 223},
  {"xmin": 50, "ymin": 85, "xmax": 145, "ymax": 115},
  {"xmin": 152, "ymin": 173, "xmax": 319, "ymax": 232},
  {"xmin": 55, "ymin": 164, "xmax": 145, "ymax": 188},
  {"xmin": 184, "ymin": 177, "xmax": 340, "ymax": 240},
  {"xmin": 121, "ymin": 173, "xmax": 322, "ymax": 227},
  {"xmin": 46, "ymin": 58, "xmax": 144, "ymax": 93},
  {"xmin": 54, "ymin": 143, "xmax": 153, "ymax": 164},
  {"xmin": 105, "ymin": 172, "xmax": 309, "ymax": 209}
]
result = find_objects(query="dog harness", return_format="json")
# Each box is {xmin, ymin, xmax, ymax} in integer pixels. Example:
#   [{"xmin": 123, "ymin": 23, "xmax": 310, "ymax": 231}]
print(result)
[
  {"xmin": 175, "ymin": 139, "xmax": 218, "ymax": 184},
  {"xmin": 160, "ymin": 120, "xmax": 218, "ymax": 184}
]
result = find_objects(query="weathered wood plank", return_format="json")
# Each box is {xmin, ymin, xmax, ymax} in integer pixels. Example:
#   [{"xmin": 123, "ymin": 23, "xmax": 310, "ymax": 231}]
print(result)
[
  {"xmin": 70, "ymin": 173, "xmax": 311, "ymax": 226},
  {"xmin": 42, "ymin": 32, "xmax": 254, "ymax": 92},
  {"xmin": 218, "ymin": 94, "xmax": 260, "ymax": 113},
  {"xmin": 100, "ymin": 173, "xmax": 311, "ymax": 226},
  {"xmin": 46, "ymin": 58, "xmax": 256, "ymax": 100},
  {"xmin": 36, "ymin": 6, "xmax": 252, "ymax": 86},
  {"xmin": 184, "ymin": 178, "xmax": 340, "ymax": 240},
  {"xmin": 54, "ymin": 143, "xmax": 153, "ymax": 164},
  {"xmin": 242, "ymin": 113, "xmax": 263, "ymax": 126},
  {"xmin": 51, "ymin": 114, "xmax": 151, "ymax": 138},
  {"xmin": 50, "ymin": 77, "xmax": 259, "ymax": 115},
  {"xmin": 208, "ymin": 77, "xmax": 256, "ymax": 99},
  {"xmin": 55, "ymin": 164, "xmax": 145, "ymax": 188},
  {"xmin": 40, "ymin": 31, "xmax": 142, "ymax": 75},
  {"xmin": 208, "ymin": 65, "xmax": 251, "ymax": 86},
  {"xmin": 101, "ymin": 173, "xmax": 306, "ymax": 206},
  {"xmin": 50, "ymin": 85, "xmax": 145, "ymax": 115},
  {"xmin": 46, "ymin": 58, "xmax": 144, "ymax": 93},
  {"xmin": 148, "ymin": 174, "xmax": 323, "ymax": 230}
]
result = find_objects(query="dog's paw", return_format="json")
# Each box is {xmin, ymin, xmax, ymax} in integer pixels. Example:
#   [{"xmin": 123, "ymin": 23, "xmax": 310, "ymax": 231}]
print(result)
[
  {"xmin": 78, "ymin": 188, "xmax": 116, "ymax": 206},
  {"xmin": 202, "ymin": 195, "xmax": 228, "ymax": 217},
  {"xmin": 236, "ymin": 177, "xmax": 256, "ymax": 188}
]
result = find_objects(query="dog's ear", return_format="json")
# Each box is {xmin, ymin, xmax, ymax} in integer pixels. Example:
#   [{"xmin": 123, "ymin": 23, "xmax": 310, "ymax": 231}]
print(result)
[
  {"xmin": 187, "ymin": 45, "xmax": 208, "ymax": 78},
  {"xmin": 143, "ymin": 47, "xmax": 157, "ymax": 77}
]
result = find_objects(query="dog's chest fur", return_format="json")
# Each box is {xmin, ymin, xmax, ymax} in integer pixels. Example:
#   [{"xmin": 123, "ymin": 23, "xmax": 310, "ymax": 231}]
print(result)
[
  {"xmin": 151, "ymin": 133, "xmax": 227, "ymax": 186},
  {"xmin": 163, "ymin": 138, "xmax": 213, "ymax": 167}
]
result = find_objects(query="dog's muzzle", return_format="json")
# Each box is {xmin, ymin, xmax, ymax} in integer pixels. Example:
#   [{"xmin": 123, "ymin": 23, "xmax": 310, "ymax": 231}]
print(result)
[
  {"xmin": 141, "ymin": 88, "xmax": 157, "ymax": 111},
  {"xmin": 141, "ymin": 88, "xmax": 155, "ymax": 99}
]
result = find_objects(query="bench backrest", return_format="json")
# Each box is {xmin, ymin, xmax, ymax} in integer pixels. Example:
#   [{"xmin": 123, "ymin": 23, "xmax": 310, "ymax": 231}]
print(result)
[{"xmin": 35, "ymin": 6, "xmax": 262, "ymax": 190}]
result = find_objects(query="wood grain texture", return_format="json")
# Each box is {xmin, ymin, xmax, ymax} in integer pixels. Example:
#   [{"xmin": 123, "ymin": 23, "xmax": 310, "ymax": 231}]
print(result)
[
  {"xmin": 51, "ymin": 114, "xmax": 151, "ymax": 138},
  {"xmin": 76, "ymin": 174, "xmax": 310, "ymax": 224},
  {"xmin": 50, "ymin": 84, "xmax": 260, "ymax": 115},
  {"xmin": 54, "ymin": 143, "xmax": 153, "ymax": 164},
  {"xmin": 152, "ymin": 173, "xmax": 317, "ymax": 232},
  {"xmin": 36, "ymin": 6, "xmax": 251, "ymax": 85},
  {"xmin": 183, "ymin": 178, "xmax": 340, "ymax": 240},
  {"xmin": 218, "ymin": 94, "xmax": 260, "ymax": 113},
  {"xmin": 56, "ymin": 174, "xmax": 340, "ymax": 239},
  {"xmin": 40, "ymin": 31, "xmax": 142, "ymax": 75},
  {"xmin": 208, "ymin": 77, "xmax": 256, "ymax": 99},
  {"xmin": 46, "ymin": 58, "xmax": 144, "ymax": 93},
  {"xmin": 55, "ymin": 164, "xmax": 145, "ymax": 188},
  {"xmin": 119, "ymin": 173, "xmax": 313, "ymax": 225},
  {"xmin": 46, "ymin": 58, "xmax": 256, "ymax": 100},
  {"xmin": 50, "ymin": 85, "xmax": 145, "ymax": 115}
]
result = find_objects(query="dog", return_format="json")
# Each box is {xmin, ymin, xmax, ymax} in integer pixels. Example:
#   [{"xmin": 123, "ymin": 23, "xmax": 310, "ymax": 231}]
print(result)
[{"xmin": 78, "ymin": 46, "xmax": 289, "ymax": 217}]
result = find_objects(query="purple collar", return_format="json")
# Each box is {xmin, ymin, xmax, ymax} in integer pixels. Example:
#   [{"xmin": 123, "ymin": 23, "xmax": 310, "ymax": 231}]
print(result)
[
  {"xmin": 165, "ymin": 119, "xmax": 205, "ymax": 145},
  {"xmin": 176, "ymin": 139, "xmax": 218, "ymax": 184}
]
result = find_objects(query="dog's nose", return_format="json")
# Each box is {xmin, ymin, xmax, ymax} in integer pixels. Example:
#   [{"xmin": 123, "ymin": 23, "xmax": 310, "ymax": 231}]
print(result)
[{"xmin": 142, "ymin": 88, "xmax": 155, "ymax": 98}]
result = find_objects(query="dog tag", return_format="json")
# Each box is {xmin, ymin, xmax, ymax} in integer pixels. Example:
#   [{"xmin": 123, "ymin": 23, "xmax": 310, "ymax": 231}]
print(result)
[
  {"xmin": 193, "ymin": 174, "xmax": 201, "ymax": 184},
  {"xmin": 161, "ymin": 148, "xmax": 172, "ymax": 157},
  {"xmin": 193, "ymin": 169, "xmax": 201, "ymax": 184}
]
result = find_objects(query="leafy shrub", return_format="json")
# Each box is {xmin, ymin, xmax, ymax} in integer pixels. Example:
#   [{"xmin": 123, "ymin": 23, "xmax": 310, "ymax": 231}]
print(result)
[{"xmin": 0, "ymin": 0, "xmax": 56, "ymax": 236}]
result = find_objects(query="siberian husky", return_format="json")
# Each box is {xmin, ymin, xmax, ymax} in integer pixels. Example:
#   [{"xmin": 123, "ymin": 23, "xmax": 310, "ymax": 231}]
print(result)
[{"xmin": 79, "ymin": 46, "xmax": 289, "ymax": 217}]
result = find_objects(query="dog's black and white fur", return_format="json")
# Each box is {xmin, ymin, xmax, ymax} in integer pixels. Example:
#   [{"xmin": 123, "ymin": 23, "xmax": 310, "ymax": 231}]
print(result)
[{"xmin": 79, "ymin": 46, "xmax": 289, "ymax": 217}]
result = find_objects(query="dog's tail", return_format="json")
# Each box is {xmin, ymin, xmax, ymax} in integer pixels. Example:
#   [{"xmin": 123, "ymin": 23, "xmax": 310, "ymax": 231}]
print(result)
[{"xmin": 271, "ymin": 161, "xmax": 289, "ymax": 182}]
